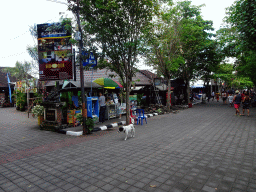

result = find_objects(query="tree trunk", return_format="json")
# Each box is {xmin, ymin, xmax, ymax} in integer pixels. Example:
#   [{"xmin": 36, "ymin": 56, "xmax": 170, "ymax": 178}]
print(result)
[
  {"xmin": 166, "ymin": 78, "xmax": 171, "ymax": 112},
  {"xmin": 201, "ymin": 81, "xmax": 206, "ymax": 104},
  {"xmin": 125, "ymin": 74, "xmax": 131, "ymax": 125},
  {"xmin": 186, "ymin": 79, "xmax": 190, "ymax": 104}
]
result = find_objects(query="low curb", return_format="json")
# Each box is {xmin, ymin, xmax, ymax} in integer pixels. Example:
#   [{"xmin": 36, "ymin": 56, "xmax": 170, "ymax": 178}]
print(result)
[{"xmin": 60, "ymin": 113, "xmax": 159, "ymax": 136}]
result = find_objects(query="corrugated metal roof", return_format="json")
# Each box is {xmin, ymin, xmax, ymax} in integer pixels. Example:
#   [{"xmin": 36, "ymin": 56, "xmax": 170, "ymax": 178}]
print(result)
[{"xmin": 78, "ymin": 68, "xmax": 155, "ymax": 86}]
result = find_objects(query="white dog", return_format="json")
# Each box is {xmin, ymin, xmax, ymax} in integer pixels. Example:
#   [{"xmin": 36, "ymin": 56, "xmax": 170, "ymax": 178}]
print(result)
[{"xmin": 118, "ymin": 118, "xmax": 135, "ymax": 140}]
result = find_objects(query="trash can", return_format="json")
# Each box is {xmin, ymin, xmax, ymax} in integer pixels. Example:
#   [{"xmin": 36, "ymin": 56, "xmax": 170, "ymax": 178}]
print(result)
[{"xmin": 188, "ymin": 103, "xmax": 192, "ymax": 108}]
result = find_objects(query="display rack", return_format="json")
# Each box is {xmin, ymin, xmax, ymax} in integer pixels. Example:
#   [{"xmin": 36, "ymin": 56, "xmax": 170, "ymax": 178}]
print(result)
[
  {"xmin": 120, "ymin": 103, "xmax": 126, "ymax": 114},
  {"xmin": 106, "ymin": 104, "xmax": 117, "ymax": 120}
]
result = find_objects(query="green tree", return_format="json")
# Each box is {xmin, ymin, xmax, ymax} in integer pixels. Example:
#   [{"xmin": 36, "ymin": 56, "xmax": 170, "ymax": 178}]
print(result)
[
  {"xmin": 213, "ymin": 63, "xmax": 234, "ymax": 89},
  {"xmin": 235, "ymin": 51, "xmax": 256, "ymax": 86},
  {"xmin": 226, "ymin": 0, "xmax": 256, "ymax": 50},
  {"xmin": 218, "ymin": 0, "xmax": 256, "ymax": 86},
  {"xmin": 68, "ymin": 0, "xmax": 159, "ymax": 124},
  {"xmin": 143, "ymin": 1, "xmax": 184, "ymax": 111},
  {"xmin": 197, "ymin": 40, "xmax": 223, "ymax": 100},
  {"xmin": 1, "ymin": 61, "xmax": 33, "ymax": 110},
  {"xmin": 1, "ymin": 61, "xmax": 32, "ymax": 81},
  {"xmin": 175, "ymin": 1, "xmax": 216, "ymax": 104},
  {"xmin": 213, "ymin": 63, "xmax": 253, "ymax": 90}
]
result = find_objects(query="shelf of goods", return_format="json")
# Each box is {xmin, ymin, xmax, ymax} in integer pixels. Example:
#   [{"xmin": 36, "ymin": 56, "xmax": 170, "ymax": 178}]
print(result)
[
  {"xmin": 120, "ymin": 103, "xmax": 126, "ymax": 114},
  {"xmin": 106, "ymin": 104, "xmax": 117, "ymax": 120},
  {"xmin": 67, "ymin": 109, "xmax": 82, "ymax": 127}
]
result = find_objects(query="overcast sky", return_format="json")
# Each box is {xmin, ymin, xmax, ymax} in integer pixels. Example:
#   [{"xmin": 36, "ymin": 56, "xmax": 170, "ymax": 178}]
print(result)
[{"xmin": 0, "ymin": 0, "xmax": 235, "ymax": 69}]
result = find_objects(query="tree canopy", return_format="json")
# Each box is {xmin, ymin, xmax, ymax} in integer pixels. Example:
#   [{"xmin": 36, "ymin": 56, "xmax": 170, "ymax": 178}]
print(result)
[
  {"xmin": 172, "ymin": 1, "xmax": 218, "ymax": 103},
  {"xmin": 218, "ymin": 0, "xmax": 256, "ymax": 86},
  {"xmin": 1, "ymin": 61, "xmax": 32, "ymax": 81},
  {"xmin": 68, "ymin": 0, "xmax": 160, "ymax": 123},
  {"xmin": 143, "ymin": 0, "xmax": 184, "ymax": 110}
]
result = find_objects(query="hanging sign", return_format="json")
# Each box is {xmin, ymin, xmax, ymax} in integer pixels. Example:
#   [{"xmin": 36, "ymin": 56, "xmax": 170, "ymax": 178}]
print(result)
[{"xmin": 82, "ymin": 51, "xmax": 97, "ymax": 68}]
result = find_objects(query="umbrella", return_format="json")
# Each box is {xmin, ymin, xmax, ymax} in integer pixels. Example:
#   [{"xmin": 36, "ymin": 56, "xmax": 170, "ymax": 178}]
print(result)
[{"xmin": 93, "ymin": 78, "xmax": 123, "ymax": 89}]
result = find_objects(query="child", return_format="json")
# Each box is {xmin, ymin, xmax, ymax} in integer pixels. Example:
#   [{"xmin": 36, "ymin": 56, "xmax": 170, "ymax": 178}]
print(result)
[
  {"xmin": 228, "ymin": 94, "xmax": 234, "ymax": 107},
  {"xmin": 216, "ymin": 92, "xmax": 220, "ymax": 102}
]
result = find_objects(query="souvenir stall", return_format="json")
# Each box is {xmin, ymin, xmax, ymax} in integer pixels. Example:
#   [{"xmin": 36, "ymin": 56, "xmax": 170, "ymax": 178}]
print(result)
[
  {"xmin": 45, "ymin": 80, "xmax": 103, "ymax": 128},
  {"xmin": 105, "ymin": 93, "xmax": 119, "ymax": 120},
  {"xmin": 93, "ymin": 78, "xmax": 123, "ymax": 120}
]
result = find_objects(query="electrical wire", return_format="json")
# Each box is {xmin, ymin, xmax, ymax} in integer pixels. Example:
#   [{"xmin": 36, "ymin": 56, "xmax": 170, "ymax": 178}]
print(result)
[{"xmin": 46, "ymin": 0, "xmax": 68, "ymax": 5}]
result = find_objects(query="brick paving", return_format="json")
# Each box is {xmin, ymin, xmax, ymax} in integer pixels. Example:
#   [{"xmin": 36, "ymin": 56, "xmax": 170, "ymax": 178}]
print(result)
[{"xmin": 0, "ymin": 101, "xmax": 256, "ymax": 192}]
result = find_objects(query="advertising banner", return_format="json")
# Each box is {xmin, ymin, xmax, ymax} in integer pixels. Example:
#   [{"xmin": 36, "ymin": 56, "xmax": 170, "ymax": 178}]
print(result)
[{"xmin": 37, "ymin": 22, "xmax": 72, "ymax": 81}]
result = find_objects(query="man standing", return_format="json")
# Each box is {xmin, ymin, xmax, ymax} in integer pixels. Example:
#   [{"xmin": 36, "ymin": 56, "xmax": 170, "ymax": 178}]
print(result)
[
  {"xmin": 233, "ymin": 90, "xmax": 242, "ymax": 116},
  {"xmin": 99, "ymin": 92, "xmax": 106, "ymax": 123}
]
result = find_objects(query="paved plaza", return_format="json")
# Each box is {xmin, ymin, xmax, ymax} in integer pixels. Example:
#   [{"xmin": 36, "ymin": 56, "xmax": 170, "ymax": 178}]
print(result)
[{"xmin": 1, "ymin": 101, "xmax": 256, "ymax": 192}]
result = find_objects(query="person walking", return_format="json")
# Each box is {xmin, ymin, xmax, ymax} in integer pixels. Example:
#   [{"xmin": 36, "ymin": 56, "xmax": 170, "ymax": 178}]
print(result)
[
  {"xmin": 228, "ymin": 94, "xmax": 234, "ymax": 107},
  {"xmin": 99, "ymin": 92, "xmax": 106, "ymax": 123},
  {"xmin": 211, "ymin": 91, "xmax": 215, "ymax": 101},
  {"xmin": 216, "ymin": 92, "xmax": 220, "ymax": 102},
  {"xmin": 222, "ymin": 91, "xmax": 227, "ymax": 104},
  {"xmin": 207, "ymin": 92, "xmax": 211, "ymax": 102},
  {"xmin": 233, "ymin": 90, "xmax": 242, "ymax": 116},
  {"xmin": 242, "ymin": 92, "xmax": 251, "ymax": 116},
  {"xmin": 241, "ymin": 91, "xmax": 245, "ymax": 102}
]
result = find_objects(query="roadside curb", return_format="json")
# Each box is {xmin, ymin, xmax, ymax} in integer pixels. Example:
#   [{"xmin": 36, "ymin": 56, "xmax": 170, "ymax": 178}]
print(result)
[{"xmin": 60, "ymin": 113, "xmax": 159, "ymax": 136}]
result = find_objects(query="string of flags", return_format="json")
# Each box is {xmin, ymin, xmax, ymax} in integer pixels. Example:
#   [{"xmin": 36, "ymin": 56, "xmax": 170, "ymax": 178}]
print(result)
[
  {"xmin": 0, "ymin": 52, "xmax": 27, "ymax": 59},
  {"xmin": 9, "ymin": 31, "xmax": 30, "ymax": 41},
  {"xmin": 8, "ymin": 17, "xmax": 59, "ymax": 41},
  {"xmin": 2, "ymin": 16, "xmax": 62, "ymax": 60}
]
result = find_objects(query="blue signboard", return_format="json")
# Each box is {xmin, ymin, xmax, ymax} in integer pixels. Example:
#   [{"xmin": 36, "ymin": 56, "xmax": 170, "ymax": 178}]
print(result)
[{"xmin": 82, "ymin": 51, "xmax": 97, "ymax": 67}]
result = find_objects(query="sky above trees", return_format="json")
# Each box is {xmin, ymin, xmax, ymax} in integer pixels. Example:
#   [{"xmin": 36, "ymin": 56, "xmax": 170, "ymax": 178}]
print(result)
[{"xmin": 0, "ymin": 0, "xmax": 235, "ymax": 69}]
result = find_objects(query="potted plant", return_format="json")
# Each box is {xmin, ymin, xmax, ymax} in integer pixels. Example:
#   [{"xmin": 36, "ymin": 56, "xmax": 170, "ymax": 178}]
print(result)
[
  {"xmin": 76, "ymin": 114, "xmax": 94, "ymax": 133},
  {"xmin": 32, "ymin": 105, "xmax": 45, "ymax": 125},
  {"xmin": 14, "ymin": 90, "xmax": 27, "ymax": 111},
  {"xmin": 85, "ymin": 117, "xmax": 94, "ymax": 133}
]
